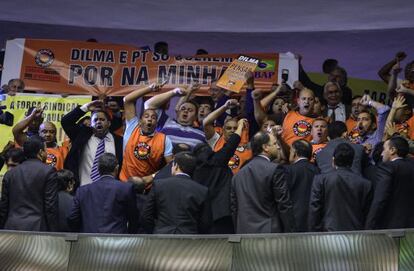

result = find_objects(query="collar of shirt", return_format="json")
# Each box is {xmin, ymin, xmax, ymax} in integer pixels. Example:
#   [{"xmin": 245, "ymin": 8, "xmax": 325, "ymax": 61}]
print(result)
[
  {"xmin": 176, "ymin": 173, "xmax": 190, "ymax": 178},
  {"xmin": 391, "ymin": 157, "xmax": 403, "ymax": 162},
  {"xmin": 140, "ymin": 129, "xmax": 155, "ymax": 137},
  {"xmin": 99, "ymin": 174, "xmax": 114, "ymax": 179},
  {"xmin": 294, "ymin": 157, "xmax": 308, "ymax": 164},
  {"xmin": 92, "ymin": 133, "xmax": 111, "ymax": 141},
  {"xmin": 258, "ymin": 154, "xmax": 271, "ymax": 162}
]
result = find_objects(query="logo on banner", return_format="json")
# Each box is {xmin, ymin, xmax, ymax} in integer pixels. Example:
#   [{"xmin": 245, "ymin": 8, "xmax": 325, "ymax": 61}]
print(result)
[
  {"xmin": 134, "ymin": 142, "xmax": 151, "ymax": 160},
  {"xmin": 35, "ymin": 49, "xmax": 54, "ymax": 68},
  {"xmin": 256, "ymin": 59, "xmax": 276, "ymax": 71},
  {"xmin": 293, "ymin": 120, "xmax": 312, "ymax": 137},
  {"xmin": 46, "ymin": 153, "xmax": 57, "ymax": 167}
]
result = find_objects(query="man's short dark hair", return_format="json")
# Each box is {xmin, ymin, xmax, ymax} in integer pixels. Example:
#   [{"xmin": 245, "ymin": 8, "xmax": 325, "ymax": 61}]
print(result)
[
  {"xmin": 322, "ymin": 58, "xmax": 338, "ymax": 74},
  {"xmin": 404, "ymin": 60, "xmax": 414, "ymax": 80},
  {"xmin": 352, "ymin": 95, "xmax": 363, "ymax": 101},
  {"xmin": 98, "ymin": 153, "xmax": 118, "ymax": 175},
  {"xmin": 358, "ymin": 109, "xmax": 376, "ymax": 124},
  {"xmin": 196, "ymin": 49, "xmax": 208, "ymax": 55},
  {"xmin": 23, "ymin": 136, "xmax": 44, "ymax": 159},
  {"xmin": 328, "ymin": 121, "xmax": 348, "ymax": 139},
  {"xmin": 194, "ymin": 96, "xmax": 214, "ymax": 110},
  {"xmin": 172, "ymin": 143, "xmax": 191, "ymax": 155},
  {"xmin": 388, "ymin": 136, "xmax": 409, "ymax": 158},
  {"xmin": 174, "ymin": 151, "xmax": 197, "ymax": 177},
  {"xmin": 333, "ymin": 143, "xmax": 355, "ymax": 168},
  {"xmin": 292, "ymin": 139, "xmax": 313, "ymax": 160},
  {"xmin": 154, "ymin": 41, "xmax": 169, "ymax": 54},
  {"xmin": 91, "ymin": 110, "xmax": 111, "ymax": 122},
  {"xmin": 251, "ymin": 132, "xmax": 270, "ymax": 156},
  {"xmin": 54, "ymin": 169, "xmax": 75, "ymax": 191},
  {"xmin": 4, "ymin": 147, "xmax": 25, "ymax": 164}
]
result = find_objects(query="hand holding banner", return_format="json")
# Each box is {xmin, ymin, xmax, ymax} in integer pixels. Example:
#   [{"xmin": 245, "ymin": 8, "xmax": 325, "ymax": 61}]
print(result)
[{"xmin": 216, "ymin": 55, "xmax": 259, "ymax": 93}]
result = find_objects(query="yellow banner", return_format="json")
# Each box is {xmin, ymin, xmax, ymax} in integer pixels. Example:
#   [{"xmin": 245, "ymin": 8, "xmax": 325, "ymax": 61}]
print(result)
[{"xmin": 0, "ymin": 93, "xmax": 92, "ymax": 152}]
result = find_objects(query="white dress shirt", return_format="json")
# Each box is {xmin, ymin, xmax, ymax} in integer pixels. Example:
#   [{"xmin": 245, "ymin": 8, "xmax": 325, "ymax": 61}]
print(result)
[
  {"xmin": 328, "ymin": 103, "xmax": 346, "ymax": 123},
  {"xmin": 79, "ymin": 133, "xmax": 116, "ymax": 186}
]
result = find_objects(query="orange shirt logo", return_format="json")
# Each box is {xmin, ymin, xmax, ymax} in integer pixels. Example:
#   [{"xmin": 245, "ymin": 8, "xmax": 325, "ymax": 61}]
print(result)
[
  {"xmin": 228, "ymin": 154, "xmax": 240, "ymax": 169},
  {"xmin": 46, "ymin": 153, "xmax": 58, "ymax": 167},
  {"xmin": 134, "ymin": 142, "xmax": 151, "ymax": 160},
  {"xmin": 293, "ymin": 120, "xmax": 312, "ymax": 137}
]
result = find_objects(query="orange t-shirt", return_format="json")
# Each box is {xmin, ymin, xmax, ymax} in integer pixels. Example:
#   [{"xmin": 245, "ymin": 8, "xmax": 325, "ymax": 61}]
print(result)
[
  {"xmin": 395, "ymin": 115, "xmax": 414, "ymax": 139},
  {"xmin": 46, "ymin": 145, "xmax": 68, "ymax": 170},
  {"xmin": 282, "ymin": 111, "xmax": 315, "ymax": 145},
  {"xmin": 346, "ymin": 118, "xmax": 357, "ymax": 133},
  {"xmin": 119, "ymin": 127, "xmax": 166, "ymax": 181},
  {"xmin": 213, "ymin": 126, "xmax": 252, "ymax": 175},
  {"xmin": 311, "ymin": 143, "xmax": 327, "ymax": 163}
]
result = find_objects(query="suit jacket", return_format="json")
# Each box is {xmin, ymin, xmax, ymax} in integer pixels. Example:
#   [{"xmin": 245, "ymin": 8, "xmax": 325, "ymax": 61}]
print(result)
[
  {"xmin": 0, "ymin": 159, "xmax": 58, "ymax": 231},
  {"xmin": 230, "ymin": 156, "xmax": 295, "ymax": 234},
  {"xmin": 284, "ymin": 159, "xmax": 320, "ymax": 232},
  {"xmin": 193, "ymin": 133, "xmax": 241, "ymax": 226},
  {"xmin": 366, "ymin": 158, "xmax": 414, "ymax": 229},
  {"xmin": 142, "ymin": 174, "xmax": 208, "ymax": 234},
  {"xmin": 62, "ymin": 106, "xmax": 123, "ymax": 187},
  {"xmin": 58, "ymin": 191, "xmax": 73, "ymax": 232},
  {"xmin": 67, "ymin": 175, "xmax": 139, "ymax": 233},
  {"xmin": 316, "ymin": 138, "xmax": 367, "ymax": 175},
  {"xmin": 309, "ymin": 168, "xmax": 372, "ymax": 232}
]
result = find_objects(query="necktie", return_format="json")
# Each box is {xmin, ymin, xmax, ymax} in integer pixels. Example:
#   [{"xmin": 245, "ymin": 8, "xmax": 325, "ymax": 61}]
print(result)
[
  {"xmin": 329, "ymin": 106, "xmax": 338, "ymax": 122},
  {"xmin": 90, "ymin": 138, "xmax": 105, "ymax": 182}
]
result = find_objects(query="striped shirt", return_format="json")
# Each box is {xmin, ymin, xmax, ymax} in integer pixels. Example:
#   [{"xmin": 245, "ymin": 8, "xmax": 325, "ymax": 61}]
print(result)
[{"xmin": 156, "ymin": 110, "xmax": 205, "ymax": 148}]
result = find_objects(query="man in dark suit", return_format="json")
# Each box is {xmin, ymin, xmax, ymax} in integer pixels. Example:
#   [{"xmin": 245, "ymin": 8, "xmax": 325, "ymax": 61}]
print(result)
[
  {"xmin": 142, "ymin": 152, "xmax": 208, "ymax": 234},
  {"xmin": 62, "ymin": 100, "xmax": 123, "ymax": 188},
  {"xmin": 192, "ymin": 119, "xmax": 247, "ymax": 234},
  {"xmin": 67, "ymin": 153, "xmax": 139, "ymax": 233},
  {"xmin": 309, "ymin": 143, "xmax": 372, "ymax": 232},
  {"xmin": 285, "ymin": 139, "xmax": 319, "ymax": 232},
  {"xmin": 231, "ymin": 132, "xmax": 295, "ymax": 234},
  {"xmin": 316, "ymin": 121, "xmax": 367, "ymax": 175},
  {"xmin": 0, "ymin": 136, "xmax": 58, "ymax": 231},
  {"xmin": 323, "ymin": 82, "xmax": 351, "ymax": 122},
  {"xmin": 366, "ymin": 136, "xmax": 414, "ymax": 229}
]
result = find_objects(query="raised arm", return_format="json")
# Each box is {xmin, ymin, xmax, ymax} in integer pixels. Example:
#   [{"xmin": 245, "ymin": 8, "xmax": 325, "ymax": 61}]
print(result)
[
  {"xmin": 174, "ymin": 83, "xmax": 200, "ymax": 112},
  {"xmin": 251, "ymin": 90, "xmax": 267, "ymax": 125},
  {"xmin": 123, "ymin": 82, "xmax": 166, "ymax": 121},
  {"xmin": 202, "ymin": 99, "xmax": 239, "ymax": 140},
  {"xmin": 387, "ymin": 63, "xmax": 402, "ymax": 100},
  {"xmin": 383, "ymin": 95, "xmax": 406, "ymax": 140},
  {"xmin": 378, "ymin": 52, "xmax": 406, "ymax": 83},
  {"xmin": 61, "ymin": 100, "xmax": 103, "ymax": 140},
  {"xmin": 260, "ymin": 84, "xmax": 283, "ymax": 109},
  {"xmin": 12, "ymin": 107, "xmax": 43, "ymax": 146}
]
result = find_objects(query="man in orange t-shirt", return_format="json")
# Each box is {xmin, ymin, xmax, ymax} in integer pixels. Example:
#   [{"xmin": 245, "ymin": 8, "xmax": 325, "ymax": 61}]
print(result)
[
  {"xmin": 310, "ymin": 118, "xmax": 329, "ymax": 162},
  {"xmin": 204, "ymin": 99, "xmax": 252, "ymax": 174},
  {"xmin": 12, "ymin": 108, "xmax": 68, "ymax": 170},
  {"xmin": 211, "ymin": 119, "xmax": 252, "ymax": 174},
  {"xmin": 282, "ymin": 88, "xmax": 317, "ymax": 145},
  {"xmin": 119, "ymin": 84, "xmax": 173, "ymax": 183}
]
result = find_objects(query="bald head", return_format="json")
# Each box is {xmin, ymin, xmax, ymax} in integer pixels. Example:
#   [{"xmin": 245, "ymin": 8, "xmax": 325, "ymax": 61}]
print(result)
[
  {"xmin": 298, "ymin": 88, "xmax": 315, "ymax": 116},
  {"xmin": 39, "ymin": 122, "xmax": 57, "ymax": 144}
]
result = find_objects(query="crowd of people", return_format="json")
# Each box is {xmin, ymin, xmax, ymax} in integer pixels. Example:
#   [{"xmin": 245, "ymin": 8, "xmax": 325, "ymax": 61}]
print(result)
[{"xmin": 0, "ymin": 51, "xmax": 413, "ymax": 234}]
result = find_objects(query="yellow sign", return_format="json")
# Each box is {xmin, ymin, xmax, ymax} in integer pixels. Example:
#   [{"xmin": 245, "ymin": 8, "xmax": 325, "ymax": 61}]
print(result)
[
  {"xmin": 217, "ymin": 55, "xmax": 259, "ymax": 93},
  {"xmin": 0, "ymin": 93, "xmax": 92, "ymax": 152}
]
